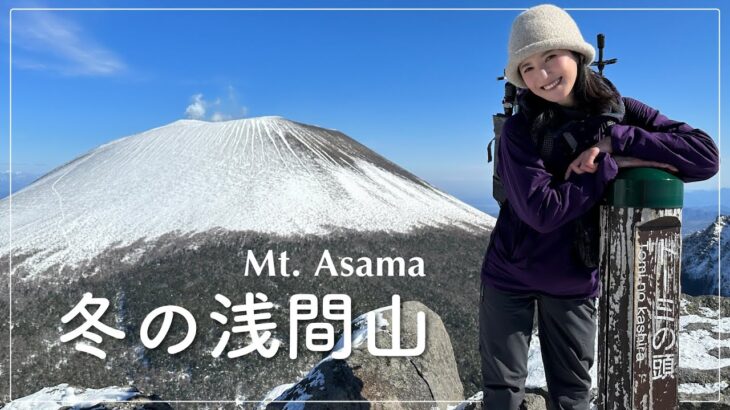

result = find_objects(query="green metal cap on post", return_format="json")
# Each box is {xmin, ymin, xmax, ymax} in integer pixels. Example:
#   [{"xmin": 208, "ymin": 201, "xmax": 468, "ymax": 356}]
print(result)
[{"xmin": 605, "ymin": 168, "xmax": 684, "ymax": 208}]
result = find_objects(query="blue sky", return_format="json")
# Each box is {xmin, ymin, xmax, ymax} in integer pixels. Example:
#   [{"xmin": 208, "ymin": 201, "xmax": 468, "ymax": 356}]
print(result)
[{"xmin": 0, "ymin": 0, "xmax": 725, "ymax": 212}]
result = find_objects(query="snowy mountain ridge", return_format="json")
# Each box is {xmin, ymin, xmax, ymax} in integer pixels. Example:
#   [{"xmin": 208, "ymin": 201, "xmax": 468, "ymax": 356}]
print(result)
[
  {"xmin": 682, "ymin": 215, "xmax": 729, "ymax": 296},
  {"xmin": 0, "ymin": 116, "xmax": 494, "ymax": 279}
]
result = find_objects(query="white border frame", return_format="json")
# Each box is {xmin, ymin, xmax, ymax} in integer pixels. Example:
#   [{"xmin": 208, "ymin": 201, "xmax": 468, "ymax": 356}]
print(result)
[{"xmin": 5, "ymin": 6, "xmax": 723, "ymax": 405}]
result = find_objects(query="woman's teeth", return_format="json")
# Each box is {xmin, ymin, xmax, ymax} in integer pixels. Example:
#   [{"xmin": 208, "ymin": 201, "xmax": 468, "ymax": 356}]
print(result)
[{"xmin": 542, "ymin": 77, "xmax": 561, "ymax": 90}]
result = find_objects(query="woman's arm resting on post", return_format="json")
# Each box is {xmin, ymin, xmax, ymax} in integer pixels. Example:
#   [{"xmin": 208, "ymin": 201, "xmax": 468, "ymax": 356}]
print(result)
[
  {"xmin": 565, "ymin": 145, "xmax": 679, "ymax": 180},
  {"xmin": 608, "ymin": 97, "xmax": 719, "ymax": 182},
  {"xmin": 498, "ymin": 116, "xmax": 619, "ymax": 234}
]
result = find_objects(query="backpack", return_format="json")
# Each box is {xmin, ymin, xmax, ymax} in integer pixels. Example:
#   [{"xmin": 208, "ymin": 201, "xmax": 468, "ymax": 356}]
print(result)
[{"xmin": 487, "ymin": 88, "xmax": 623, "ymax": 269}]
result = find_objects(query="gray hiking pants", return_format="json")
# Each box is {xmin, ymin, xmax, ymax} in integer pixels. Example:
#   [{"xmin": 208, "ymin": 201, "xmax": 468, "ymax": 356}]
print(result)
[{"xmin": 479, "ymin": 281, "xmax": 597, "ymax": 410}]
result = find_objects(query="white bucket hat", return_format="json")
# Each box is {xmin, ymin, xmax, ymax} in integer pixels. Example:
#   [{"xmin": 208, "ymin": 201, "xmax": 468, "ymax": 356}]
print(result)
[{"xmin": 505, "ymin": 4, "xmax": 595, "ymax": 89}]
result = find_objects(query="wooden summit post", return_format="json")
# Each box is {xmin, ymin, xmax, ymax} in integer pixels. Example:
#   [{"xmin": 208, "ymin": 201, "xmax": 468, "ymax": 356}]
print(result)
[{"xmin": 597, "ymin": 168, "xmax": 684, "ymax": 409}]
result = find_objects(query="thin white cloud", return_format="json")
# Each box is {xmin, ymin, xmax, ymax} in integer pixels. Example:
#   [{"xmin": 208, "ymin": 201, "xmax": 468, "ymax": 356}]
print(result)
[
  {"xmin": 183, "ymin": 86, "xmax": 248, "ymax": 122},
  {"xmin": 12, "ymin": 57, "xmax": 48, "ymax": 71},
  {"xmin": 12, "ymin": 11, "xmax": 126, "ymax": 76},
  {"xmin": 211, "ymin": 112, "xmax": 232, "ymax": 122},
  {"xmin": 225, "ymin": 85, "xmax": 248, "ymax": 119},
  {"xmin": 185, "ymin": 94, "xmax": 207, "ymax": 120}
]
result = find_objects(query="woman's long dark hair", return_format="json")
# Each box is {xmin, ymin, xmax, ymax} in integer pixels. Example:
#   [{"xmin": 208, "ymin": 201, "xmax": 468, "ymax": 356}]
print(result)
[{"xmin": 519, "ymin": 51, "xmax": 622, "ymax": 138}]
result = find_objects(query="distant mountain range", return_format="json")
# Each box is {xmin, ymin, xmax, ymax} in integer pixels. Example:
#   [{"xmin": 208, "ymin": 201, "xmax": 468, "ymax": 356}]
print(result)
[
  {"xmin": 681, "ymin": 188, "xmax": 729, "ymax": 236},
  {"xmin": 0, "ymin": 170, "xmax": 42, "ymax": 199},
  {"xmin": 682, "ymin": 215, "xmax": 730, "ymax": 296}
]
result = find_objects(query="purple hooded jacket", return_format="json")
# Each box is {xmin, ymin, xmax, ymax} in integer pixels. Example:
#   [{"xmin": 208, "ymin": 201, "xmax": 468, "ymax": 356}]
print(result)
[{"xmin": 481, "ymin": 96, "xmax": 719, "ymax": 299}]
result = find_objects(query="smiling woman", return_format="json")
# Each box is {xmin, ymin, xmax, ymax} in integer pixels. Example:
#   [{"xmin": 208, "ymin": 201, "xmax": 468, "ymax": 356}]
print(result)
[
  {"xmin": 478, "ymin": 4, "xmax": 719, "ymax": 410},
  {"xmin": 517, "ymin": 49, "xmax": 579, "ymax": 107}
]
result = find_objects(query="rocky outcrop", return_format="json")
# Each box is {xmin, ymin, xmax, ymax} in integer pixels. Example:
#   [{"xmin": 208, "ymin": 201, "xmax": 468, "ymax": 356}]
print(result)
[
  {"xmin": 5, "ymin": 295, "xmax": 728, "ymax": 410},
  {"xmin": 0, "ymin": 384, "xmax": 174, "ymax": 410},
  {"xmin": 265, "ymin": 301, "xmax": 464, "ymax": 409}
]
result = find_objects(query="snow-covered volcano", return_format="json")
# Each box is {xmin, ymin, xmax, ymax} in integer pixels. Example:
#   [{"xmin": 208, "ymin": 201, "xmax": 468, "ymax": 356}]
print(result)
[{"xmin": 0, "ymin": 116, "xmax": 493, "ymax": 277}]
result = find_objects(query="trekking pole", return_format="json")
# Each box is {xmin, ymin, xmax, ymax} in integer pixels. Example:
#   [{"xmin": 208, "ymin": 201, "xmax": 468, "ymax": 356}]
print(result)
[
  {"xmin": 497, "ymin": 72, "xmax": 517, "ymax": 116},
  {"xmin": 487, "ymin": 71, "xmax": 516, "ymax": 206},
  {"xmin": 590, "ymin": 33, "xmax": 618, "ymax": 76}
]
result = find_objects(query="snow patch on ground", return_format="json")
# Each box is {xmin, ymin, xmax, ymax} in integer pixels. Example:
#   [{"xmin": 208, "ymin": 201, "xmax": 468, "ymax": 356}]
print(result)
[
  {"xmin": 256, "ymin": 383, "xmax": 296, "ymax": 409},
  {"xmin": 680, "ymin": 328, "xmax": 730, "ymax": 370},
  {"xmin": 679, "ymin": 310, "xmax": 730, "ymax": 370},
  {"xmin": 2, "ymin": 383, "xmax": 137, "ymax": 410},
  {"xmin": 523, "ymin": 305, "xmax": 728, "ymax": 391},
  {"xmin": 679, "ymin": 381, "xmax": 728, "ymax": 395},
  {"xmin": 681, "ymin": 314, "xmax": 729, "ymax": 333}
]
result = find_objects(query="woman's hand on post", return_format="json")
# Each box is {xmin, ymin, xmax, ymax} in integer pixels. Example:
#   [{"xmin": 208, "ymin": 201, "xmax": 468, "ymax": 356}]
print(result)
[
  {"xmin": 612, "ymin": 156, "xmax": 679, "ymax": 173},
  {"xmin": 565, "ymin": 147, "xmax": 599, "ymax": 180},
  {"xmin": 564, "ymin": 137, "xmax": 613, "ymax": 180}
]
